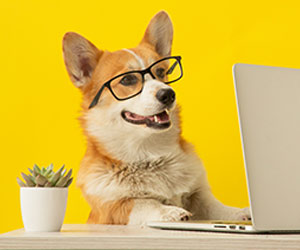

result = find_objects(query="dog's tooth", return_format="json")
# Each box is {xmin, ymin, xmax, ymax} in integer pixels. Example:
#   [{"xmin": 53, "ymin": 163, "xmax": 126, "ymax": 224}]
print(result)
[
  {"xmin": 165, "ymin": 109, "xmax": 169, "ymax": 115},
  {"xmin": 154, "ymin": 115, "xmax": 158, "ymax": 123}
]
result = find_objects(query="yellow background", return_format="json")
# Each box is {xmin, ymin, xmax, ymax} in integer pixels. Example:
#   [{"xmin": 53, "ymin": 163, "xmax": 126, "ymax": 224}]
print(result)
[{"xmin": 1, "ymin": 0, "xmax": 300, "ymax": 234}]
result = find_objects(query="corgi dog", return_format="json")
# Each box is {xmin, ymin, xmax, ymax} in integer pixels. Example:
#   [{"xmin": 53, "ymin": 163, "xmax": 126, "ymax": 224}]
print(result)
[{"xmin": 62, "ymin": 11, "xmax": 250, "ymax": 225}]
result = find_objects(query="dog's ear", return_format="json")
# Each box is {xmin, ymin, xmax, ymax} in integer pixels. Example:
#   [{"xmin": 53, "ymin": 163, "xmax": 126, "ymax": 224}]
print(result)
[
  {"xmin": 140, "ymin": 11, "xmax": 173, "ymax": 57},
  {"xmin": 63, "ymin": 32, "xmax": 102, "ymax": 88}
]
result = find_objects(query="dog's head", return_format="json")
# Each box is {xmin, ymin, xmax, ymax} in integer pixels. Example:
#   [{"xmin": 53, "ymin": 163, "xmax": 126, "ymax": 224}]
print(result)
[{"xmin": 63, "ymin": 11, "xmax": 183, "ymax": 159}]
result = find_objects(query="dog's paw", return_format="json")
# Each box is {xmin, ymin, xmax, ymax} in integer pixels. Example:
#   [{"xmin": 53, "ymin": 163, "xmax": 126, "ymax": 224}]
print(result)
[
  {"xmin": 232, "ymin": 207, "xmax": 251, "ymax": 221},
  {"xmin": 160, "ymin": 206, "xmax": 192, "ymax": 222}
]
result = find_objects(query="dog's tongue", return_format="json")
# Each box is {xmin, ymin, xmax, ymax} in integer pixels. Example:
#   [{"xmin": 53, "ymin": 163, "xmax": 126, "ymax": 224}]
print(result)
[
  {"xmin": 125, "ymin": 110, "xmax": 170, "ymax": 123},
  {"xmin": 147, "ymin": 111, "xmax": 170, "ymax": 123},
  {"xmin": 156, "ymin": 111, "xmax": 169, "ymax": 122},
  {"xmin": 127, "ymin": 112, "xmax": 145, "ymax": 121}
]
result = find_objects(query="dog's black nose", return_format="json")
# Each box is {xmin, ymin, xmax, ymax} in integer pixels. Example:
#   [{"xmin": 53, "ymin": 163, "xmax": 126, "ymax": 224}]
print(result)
[{"xmin": 156, "ymin": 88, "xmax": 176, "ymax": 106}]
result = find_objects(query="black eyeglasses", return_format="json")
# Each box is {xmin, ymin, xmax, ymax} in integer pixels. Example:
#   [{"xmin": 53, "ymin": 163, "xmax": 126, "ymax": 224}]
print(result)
[{"xmin": 89, "ymin": 56, "xmax": 183, "ymax": 109}]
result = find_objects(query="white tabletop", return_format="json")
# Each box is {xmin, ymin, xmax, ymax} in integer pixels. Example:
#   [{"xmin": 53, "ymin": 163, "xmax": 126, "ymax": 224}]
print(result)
[{"xmin": 1, "ymin": 224, "xmax": 300, "ymax": 249}]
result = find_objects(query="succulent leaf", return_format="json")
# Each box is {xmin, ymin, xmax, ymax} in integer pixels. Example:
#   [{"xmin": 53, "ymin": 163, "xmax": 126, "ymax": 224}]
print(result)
[
  {"xmin": 16, "ymin": 177, "xmax": 26, "ymax": 187},
  {"xmin": 65, "ymin": 177, "xmax": 73, "ymax": 187},
  {"xmin": 49, "ymin": 165, "xmax": 65, "ymax": 185},
  {"xmin": 56, "ymin": 169, "xmax": 72, "ymax": 187},
  {"xmin": 56, "ymin": 176, "xmax": 68, "ymax": 187},
  {"xmin": 48, "ymin": 163, "xmax": 54, "ymax": 171},
  {"xmin": 35, "ymin": 174, "xmax": 48, "ymax": 186},
  {"xmin": 28, "ymin": 174, "xmax": 36, "ymax": 185},
  {"xmin": 61, "ymin": 168, "xmax": 66, "ymax": 176},
  {"xmin": 33, "ymin": 164, "xmax": 41, "ymax": 174},
  {"xmin": 45, "ymin": 181, "xmax": 53, "ymax": 187},
  {"xmin": 42, "ymin": 167, "xmax": 46, "ymax": 174},
  {"xmin": 65, "ymin": 169, "xmax": 72, "ymax": 180},
  {"xmin": 44, "ymin": 168, "xmax": 52, "ymax": 177},
  {"xmin": 45, "ymin": 164, "xmax": 54, "ymax": 176},
  {"xmin": 21, "ymin": 173, "xmax": 35, "ymax": 187},
  {"xmin": 31, "ymin": 169, "xmax": 37, "ymax": 177}
]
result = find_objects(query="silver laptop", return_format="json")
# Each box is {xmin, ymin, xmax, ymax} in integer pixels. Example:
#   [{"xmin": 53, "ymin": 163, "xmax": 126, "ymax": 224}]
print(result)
[{"xmin": 148, "ymin": 63, "xmax": 300, "ymax": 233}]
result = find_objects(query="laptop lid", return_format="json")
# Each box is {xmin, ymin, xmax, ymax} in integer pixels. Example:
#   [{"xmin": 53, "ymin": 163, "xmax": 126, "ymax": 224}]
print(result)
[{"xmin": 233, "ymin": 63, "xmax": 300, "ymax": 231}]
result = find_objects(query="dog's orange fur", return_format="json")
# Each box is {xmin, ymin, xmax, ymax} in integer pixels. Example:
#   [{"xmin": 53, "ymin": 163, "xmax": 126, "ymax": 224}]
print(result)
[
  {"xmin": 77, "ymin": 140, "xmax": 135, "ymax": 224},
  {"xmin": 86, "ymin": 195, "xmax": 134, "ymax": 225}
]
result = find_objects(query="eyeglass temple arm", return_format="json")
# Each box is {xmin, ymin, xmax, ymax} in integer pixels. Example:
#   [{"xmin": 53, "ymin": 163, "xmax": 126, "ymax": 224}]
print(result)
[
  {"xmin": 88, "ymin": 84, "xmax": 106, "ymax": 109},
  {"xmin": 166, "ymin": 61, "xmax": 179, "ymax": 75}
]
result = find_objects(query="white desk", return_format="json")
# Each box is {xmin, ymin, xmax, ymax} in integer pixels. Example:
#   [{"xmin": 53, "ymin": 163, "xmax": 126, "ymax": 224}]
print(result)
[{"xmin": 1, "ymin": 224, "xmax": 300, "ymax": 249}]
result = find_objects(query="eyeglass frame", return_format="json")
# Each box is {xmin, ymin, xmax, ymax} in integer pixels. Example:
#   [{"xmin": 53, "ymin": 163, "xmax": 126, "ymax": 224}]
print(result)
[{"xmin": 88, "ymin": 55, "xmax": 183, "ymax": 109}]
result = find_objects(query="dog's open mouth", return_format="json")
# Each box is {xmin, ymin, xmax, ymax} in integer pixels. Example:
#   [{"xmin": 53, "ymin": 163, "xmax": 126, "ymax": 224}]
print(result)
[{"xmin": 121, "ymin": 109, "xmax": 171, "ymax": 129}]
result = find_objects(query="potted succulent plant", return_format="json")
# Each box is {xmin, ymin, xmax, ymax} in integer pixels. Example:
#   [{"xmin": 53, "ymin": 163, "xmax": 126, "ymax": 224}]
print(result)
[{"xmin": 17, "ymin": 164, "xmax": 73, "ymax": 232}]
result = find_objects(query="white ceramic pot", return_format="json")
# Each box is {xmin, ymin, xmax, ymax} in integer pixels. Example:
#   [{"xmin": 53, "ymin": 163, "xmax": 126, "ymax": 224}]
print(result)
[{"xmin": 20, "ymin": 187, "xmax": 68, "ymax": 232}]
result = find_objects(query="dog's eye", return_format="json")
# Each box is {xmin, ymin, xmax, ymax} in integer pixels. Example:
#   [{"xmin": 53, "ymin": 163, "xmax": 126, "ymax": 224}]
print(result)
[
  {"xmin": 120, "ymin": 74, "xmax": 138, "ymax": 86},
  {"xmin": 155, "ymin": 68, "xmax": 165, "ymax": 79}
]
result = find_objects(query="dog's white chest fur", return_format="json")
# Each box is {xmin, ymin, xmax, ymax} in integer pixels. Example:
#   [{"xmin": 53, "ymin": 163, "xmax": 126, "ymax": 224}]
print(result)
[{"xmin": 85, "ymin": 151, "xmax": 204, "ymax": 206}]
